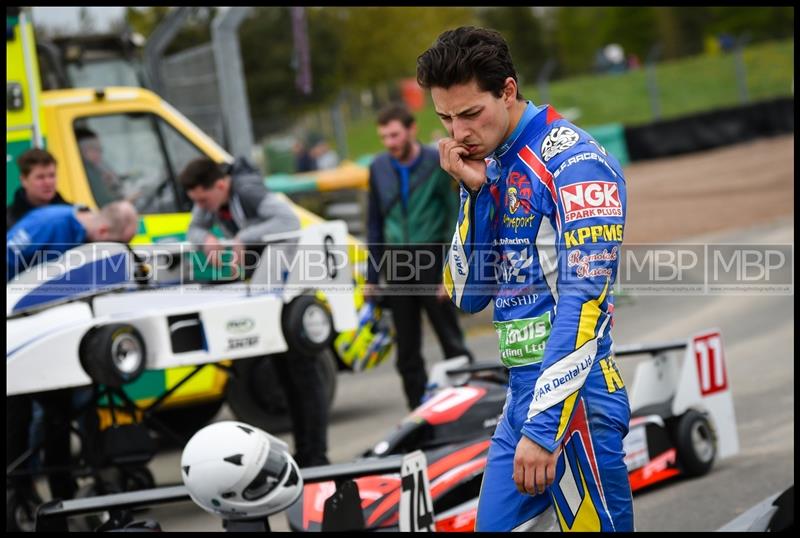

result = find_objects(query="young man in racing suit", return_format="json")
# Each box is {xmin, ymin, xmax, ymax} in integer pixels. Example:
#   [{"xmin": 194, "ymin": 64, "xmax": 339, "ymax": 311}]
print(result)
[
  {"xmin": 179, "ymin": 157, "xmax": 330, "ymax": 467},
  {"xmin": 417, "ymin": 27, "xmax": 633, "ymax": 531}
]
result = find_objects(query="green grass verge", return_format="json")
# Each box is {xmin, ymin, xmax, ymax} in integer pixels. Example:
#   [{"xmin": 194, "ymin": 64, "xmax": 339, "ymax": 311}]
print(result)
[{"xmin": 345, "ymin": 38, "xmax": 793, "ymax": 159}]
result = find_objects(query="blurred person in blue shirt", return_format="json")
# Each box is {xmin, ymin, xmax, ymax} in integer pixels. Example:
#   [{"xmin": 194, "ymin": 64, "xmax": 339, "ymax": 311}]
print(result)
[{"xmin": 7, "ymin": 201, "xmax": 139, "ymax": 282}]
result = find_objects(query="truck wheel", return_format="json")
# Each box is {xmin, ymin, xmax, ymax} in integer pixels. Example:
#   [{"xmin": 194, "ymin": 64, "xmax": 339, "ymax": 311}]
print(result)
[
  {"xmin": 80, "ymin": 324, "xmax": 146, "ymax": 388},
  {"xmin": 282, "ymin": 295, "xmax": 335, "ymax": 357},
  {"xmin": 673, "ymin": 409, "xmax": 717, "ymax": 477},
  {"xmin": 226, "ymin": 349, "xmax": 338, "ymax": 434}
]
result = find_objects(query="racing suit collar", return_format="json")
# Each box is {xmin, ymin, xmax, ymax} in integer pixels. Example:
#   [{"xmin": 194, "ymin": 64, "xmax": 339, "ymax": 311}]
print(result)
[{"xmin": 493, "ymin": 101, "xmax": 541, "ymax": 160}]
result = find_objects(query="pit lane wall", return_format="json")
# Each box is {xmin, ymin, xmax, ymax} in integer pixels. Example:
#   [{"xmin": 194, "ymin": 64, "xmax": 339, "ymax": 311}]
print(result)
[{"xmin": 623, "ymin": 96, "xmax": 794, "ymax": 161}]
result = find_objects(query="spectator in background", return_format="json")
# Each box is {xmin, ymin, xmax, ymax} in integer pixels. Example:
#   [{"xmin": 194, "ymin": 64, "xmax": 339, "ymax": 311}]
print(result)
[
  {"xmin": 7, "ymin": 148, "xmax": 70, "ymax": 229},
  {"xmin": 75, "ymin": 126, "xmax": 125, "ymax": 207},
  {"xmin": 718, "ymin": 33, "xmax": 736, "ymax": 52},
  {"xmin": 365, "ymin": 103, "xmax": 473, "ymax": 410},
  {"xmin": 7, "ymin": 201, "xmax": 140, "ymax": 281},
  {"xmin": 307, "ymin": 133, "xmax": 340, "ymax": 170},
  {"xmin": 293, "ymin": 136, "xmax": 317, "ymax": 173}
]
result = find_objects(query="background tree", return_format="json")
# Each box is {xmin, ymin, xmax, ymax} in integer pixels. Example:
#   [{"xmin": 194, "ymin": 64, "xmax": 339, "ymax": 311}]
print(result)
[
  {"xmin": 477, "ymin": 7, "xmax": 550, "ymax": 87},
  {"xmin": 125, "ymin": 7, "xmax": 215, "ymax": 55}
]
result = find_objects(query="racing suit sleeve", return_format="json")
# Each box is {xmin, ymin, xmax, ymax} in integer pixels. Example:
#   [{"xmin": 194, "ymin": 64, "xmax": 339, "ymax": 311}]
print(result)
[
  {"xmin": 366, "ymin": 167, "xmax": 385, "ymax": 286},
  {"xmin": 442, "ymin": 183, "xmax": 500, "ymax": 313},
  {"xmin": 521, "ymin": 157, "xmax": 626, "ymax": 452},
  {"xmin": 443, "ymin": 171, "xmax": 462, "ymax": 242}
]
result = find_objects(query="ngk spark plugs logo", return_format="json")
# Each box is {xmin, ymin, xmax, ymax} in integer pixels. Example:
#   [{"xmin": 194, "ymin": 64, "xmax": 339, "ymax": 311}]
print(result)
[{"xmin": 559, "ymin": 181, "xmax": 622, "ymax": 223}]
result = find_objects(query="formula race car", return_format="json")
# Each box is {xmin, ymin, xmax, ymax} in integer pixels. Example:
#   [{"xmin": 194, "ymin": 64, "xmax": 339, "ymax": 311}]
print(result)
[
  {"xmin": 32, "ymin": 426, "xmax": 437, "ymax": 533},
  {"xmin": 7, "ymin": 221, "xmax": 356, "ymax": 395},
  {"xmin": 288, "ymin": 329, "xmax": 740, "ymax": 532},
  {"xmin": 23, "ymin": 331, "xmax": 739, "ymax": 533},
  {"xmin": 6, "ymin": 221, "xmax": 357, "ymax": 529}
]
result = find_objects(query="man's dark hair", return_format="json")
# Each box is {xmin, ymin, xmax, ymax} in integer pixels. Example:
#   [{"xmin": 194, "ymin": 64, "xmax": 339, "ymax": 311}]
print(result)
[
  {"xmin": 17, "ymin": 148, "xmax": 57, "ymax": 177},
  {"xmin": 416, "ymin": 26, "xmax": 523, "ymax": 100},
  {"xmin": 178, "ymin": 157, "xmax": 228, "ymax": 190},
  {"xmin": 376, "ymin": 103, "xmax": 415, "ymax": 128}
]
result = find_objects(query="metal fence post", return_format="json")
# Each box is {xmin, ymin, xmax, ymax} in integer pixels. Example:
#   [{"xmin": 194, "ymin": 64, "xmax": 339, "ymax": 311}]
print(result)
[
  {"xmin": 212, "ymin": 7, "xmax": 255, "ymax": 159},
  {"xmin": 733, "ymin": 34, "xmax": 751, "ymax": 104},
  {"xmin": 144, "ymin": 7, "xmax": 193, "ymax": 96},
  {"xmin": 537, "ymin": 58, "xmax": 558, "ymax": 105}
]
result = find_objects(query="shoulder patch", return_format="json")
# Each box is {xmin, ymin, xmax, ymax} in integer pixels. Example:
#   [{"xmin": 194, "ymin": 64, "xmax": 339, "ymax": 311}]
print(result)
[{"xmin": 541, "ymin": 126, "xmax": 580, "ymax": 163}]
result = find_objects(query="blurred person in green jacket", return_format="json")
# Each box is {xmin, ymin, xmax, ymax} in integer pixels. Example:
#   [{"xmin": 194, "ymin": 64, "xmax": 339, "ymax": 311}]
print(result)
[{"xmin": 365, "ymin": 103, "xmax": 473, "ymax": 410}]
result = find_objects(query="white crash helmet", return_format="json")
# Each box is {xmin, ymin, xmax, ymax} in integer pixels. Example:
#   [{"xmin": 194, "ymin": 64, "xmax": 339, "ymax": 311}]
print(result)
[{"xmin": 181, "ymin": 421, "xmax": 302, "ymax": 520}]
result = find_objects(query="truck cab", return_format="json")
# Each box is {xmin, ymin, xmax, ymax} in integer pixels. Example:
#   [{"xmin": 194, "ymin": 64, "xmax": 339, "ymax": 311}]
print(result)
[{"xmin": 7, "ymin": 9, "xmax": 372, "ymax": 433}]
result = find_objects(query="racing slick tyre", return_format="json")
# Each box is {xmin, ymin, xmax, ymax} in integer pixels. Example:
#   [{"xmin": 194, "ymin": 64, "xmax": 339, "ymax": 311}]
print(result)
[
  {"xmin": 673, "ymin": 409, "xmax": 717, "ymax": 477},
  {"xmin": 225, "ymin": 349, "xmax": 338, "ymax": 434},
  {"xmin": 79, "ymin": 324, "xmax": 147, "ymax": 388},
  {"xmin": 282, "ymin": 294, "xmax": 335, "ymax": 357}
]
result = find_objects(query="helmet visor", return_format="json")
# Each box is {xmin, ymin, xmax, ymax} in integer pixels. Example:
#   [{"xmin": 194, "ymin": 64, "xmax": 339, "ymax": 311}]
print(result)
[{"xmin": 242, "ymin": 445, "xmax": 289, "ymax": 501}]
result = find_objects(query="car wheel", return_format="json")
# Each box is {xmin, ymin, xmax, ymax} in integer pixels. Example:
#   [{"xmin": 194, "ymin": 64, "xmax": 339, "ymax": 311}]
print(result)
[
  {"xmin": 282, "ymin": 294, "xmax": 335, "ymax": 357},
  {"xmin": 79, "ymin": 324, "xmax": 146, "ymax": 387},
  {"xmin": 673, "ymin": 409, "xmax": 717, "ymax": 477},
  {"xmin": 226, "ymin": 349, "xmax": 338, "ymax": 434}
]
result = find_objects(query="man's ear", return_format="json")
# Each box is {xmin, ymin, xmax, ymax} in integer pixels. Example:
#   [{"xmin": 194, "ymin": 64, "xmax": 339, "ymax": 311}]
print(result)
[
  {"xmin": 504, "ymin": 77, "xmax": 517, "ymax": 105},
  {"xmin": 409, "ymin": 122, "xmax": 419, "ymax": 139}
]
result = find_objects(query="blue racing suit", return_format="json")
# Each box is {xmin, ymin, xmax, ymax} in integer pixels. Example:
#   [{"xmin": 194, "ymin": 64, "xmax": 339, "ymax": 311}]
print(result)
[
  {"xmin": 6, "ymin": 204, "xmax": 86, "ymax": 281},
  {"xmin": 443, "ymin": 102, "xmax": 633, "ymax": 531}
]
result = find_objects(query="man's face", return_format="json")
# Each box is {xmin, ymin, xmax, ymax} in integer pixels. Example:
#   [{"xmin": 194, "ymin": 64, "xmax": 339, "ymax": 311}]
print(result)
[
  {"xmin": 377, "ymin": 120, "xmax": 417, "ymax": 161},
  {"xmin": 431, "ymin": 78, "xmax": 516, "ymax": 160},
  {"xmin": 80, "ymin": 138, "xmax": 103, "ymax": 165},
  {"xmin": 186, "ymin": 178, "xmax": 229, "ymax": 212},
  {"xmin": 21, "ymin": 163, "xmax": 58, "ymax": 206}
]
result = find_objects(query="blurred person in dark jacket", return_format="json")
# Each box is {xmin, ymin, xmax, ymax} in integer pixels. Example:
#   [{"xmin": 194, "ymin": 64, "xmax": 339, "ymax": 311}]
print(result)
[{"xmin": 7, "ymin": 148, "xmax": 69, "ymax": 229}]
